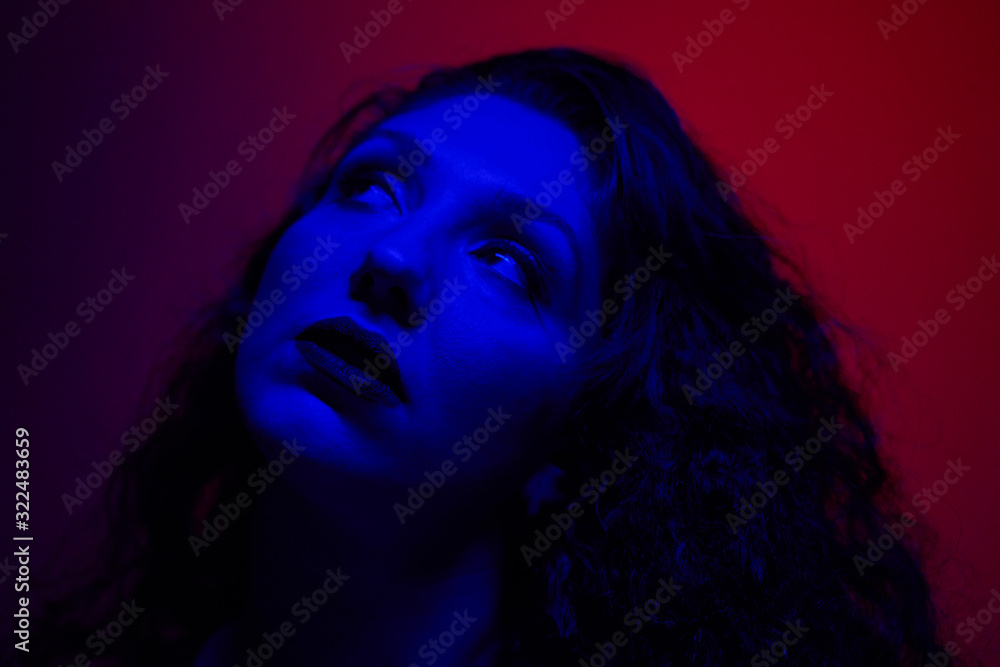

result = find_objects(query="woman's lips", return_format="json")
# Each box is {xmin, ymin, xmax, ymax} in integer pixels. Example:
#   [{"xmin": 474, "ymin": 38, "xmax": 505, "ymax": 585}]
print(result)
[{"xmin": 294, "ymin": 316, "xmax": 406, "ymax": 406}]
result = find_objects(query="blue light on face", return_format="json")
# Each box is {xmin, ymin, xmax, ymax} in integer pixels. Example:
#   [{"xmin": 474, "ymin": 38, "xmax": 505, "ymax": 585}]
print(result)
[{"xmin": 232, "ymin": 94, "xmax": 605, "ymax": 535}]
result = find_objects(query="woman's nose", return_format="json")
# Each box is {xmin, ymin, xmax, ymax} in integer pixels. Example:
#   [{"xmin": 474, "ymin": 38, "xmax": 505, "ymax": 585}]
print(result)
[{"xmin": 348, "ymin": 243, "xmax": 432, "ymax": 327}]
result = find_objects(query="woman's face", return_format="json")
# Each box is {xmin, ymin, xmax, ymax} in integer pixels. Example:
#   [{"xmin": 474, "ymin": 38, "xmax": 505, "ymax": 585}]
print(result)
[{"xmin": 235, "ymin": 93, "xmax": 603, "ymax": 523}]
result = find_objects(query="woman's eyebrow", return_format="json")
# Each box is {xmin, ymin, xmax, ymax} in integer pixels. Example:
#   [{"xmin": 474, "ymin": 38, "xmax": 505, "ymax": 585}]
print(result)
[
  {"xmin": 483, "ymin": 189, "xmax": 583, "ymax": 266},
  {"xmin": 351, "ymin": 127, "xmax": 427, "ymax": 167}
]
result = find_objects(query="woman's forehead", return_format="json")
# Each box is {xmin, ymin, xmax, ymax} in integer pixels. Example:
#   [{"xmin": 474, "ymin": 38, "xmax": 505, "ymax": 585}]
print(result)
[
  {"xmin": 371, "ymin": 94, "xmax": 600, "ymax": 259},
  {"xmin": 378, "ymin": 95, "xmax": 584, "ymax": 185}
]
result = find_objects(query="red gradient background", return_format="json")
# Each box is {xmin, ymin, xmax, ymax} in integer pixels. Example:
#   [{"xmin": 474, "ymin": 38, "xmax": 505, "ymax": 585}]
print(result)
[{"xmin": 2, "ymin": 0, "xmax": 998, "ymax": 660}]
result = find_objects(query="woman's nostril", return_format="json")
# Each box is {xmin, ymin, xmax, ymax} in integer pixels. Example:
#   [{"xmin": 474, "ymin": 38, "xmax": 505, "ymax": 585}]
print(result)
[
  {"xmin": 388, "ymin": 285, "xmax": 408, "ymax": 314},
  {"xmin": 356, "ymin": 273, "xmax": 375, "ymax": 295}
]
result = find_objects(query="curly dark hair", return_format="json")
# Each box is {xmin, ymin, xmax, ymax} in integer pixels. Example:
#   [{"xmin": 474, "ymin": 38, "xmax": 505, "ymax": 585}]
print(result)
[{"xmin": 26, "ymin": 47, "xmax": 953, "ymax": 666}]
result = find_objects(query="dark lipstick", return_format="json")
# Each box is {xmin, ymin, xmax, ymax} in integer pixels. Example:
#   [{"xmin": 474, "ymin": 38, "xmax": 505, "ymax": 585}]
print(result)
[{"xmin": 294, "ymin": 316, "xmax": 405, "ymax": 405}]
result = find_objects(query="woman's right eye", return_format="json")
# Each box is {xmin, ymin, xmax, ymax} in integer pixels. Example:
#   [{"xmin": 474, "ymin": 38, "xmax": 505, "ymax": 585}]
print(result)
[{"xmin": 334, "ymin": 168, "xmax": 403, "ymax": 214}]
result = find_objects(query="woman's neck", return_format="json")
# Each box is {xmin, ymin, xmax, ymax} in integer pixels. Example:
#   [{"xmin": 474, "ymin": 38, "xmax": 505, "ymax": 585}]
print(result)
[{"xmin": 194, "ymin": 479, "xmax": 503, "ymax": 666}]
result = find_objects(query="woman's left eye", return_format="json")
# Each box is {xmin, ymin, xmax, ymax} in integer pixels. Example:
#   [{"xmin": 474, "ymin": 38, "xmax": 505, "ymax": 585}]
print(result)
[
  {"xmin": 473, "ymin": 240, "xmax": 544, "ymax": 296},
  {"xmin": 335, "ymin": 168, "xmax": 403, "ymax": 213}
]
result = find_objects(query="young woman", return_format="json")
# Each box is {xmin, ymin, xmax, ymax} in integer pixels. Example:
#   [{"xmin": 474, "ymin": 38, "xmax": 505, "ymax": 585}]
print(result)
[{"xmin": 34, "ymin": 47, "xmax": 946, "ymax": 665}]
